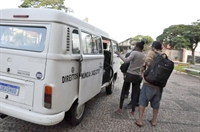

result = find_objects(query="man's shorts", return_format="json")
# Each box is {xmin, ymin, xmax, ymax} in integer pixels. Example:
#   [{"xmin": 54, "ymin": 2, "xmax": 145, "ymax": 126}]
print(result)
[{"xmin": 139, "ymin": 83, "xmax": 161, "ymax": 109}]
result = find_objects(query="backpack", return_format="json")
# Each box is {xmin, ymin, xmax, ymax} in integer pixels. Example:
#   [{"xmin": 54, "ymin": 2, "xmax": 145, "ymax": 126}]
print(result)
[
  {"xmin": 144, "ymin": 52, "xmax": 174, "ymax": 88},
  {"xmin": 120, "ymin": 51, "xmax": 132, "ymax": 73}
]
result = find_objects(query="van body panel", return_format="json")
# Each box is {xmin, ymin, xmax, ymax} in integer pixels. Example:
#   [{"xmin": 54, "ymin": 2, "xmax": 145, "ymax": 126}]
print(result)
[
  {"xmin": 0, "ymin": 101, "xmax": 65, "ymax": 126},
  {"xmin": 32, "ymin": 56, "xmax": 80, "ymax": 114},
  {"xmin": 0, "ymin": 75, "xmax": 34, "ymax": 106},
  {"xmin": 0, "ymin": 53, "xmax": 46, "ymax": 79}
]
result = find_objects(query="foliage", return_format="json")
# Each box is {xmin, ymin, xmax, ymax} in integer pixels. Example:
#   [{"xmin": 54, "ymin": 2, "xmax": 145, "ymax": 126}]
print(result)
[
  {"xmin": 156, "ymin": 20, "xmax": 200, "ymax": 64},
  {"xmin": 19, "ymin": 0, "xmax": 73, "ymax": 13},
  {"xmin": 130, "ymin": 35, "xmax": 154, "ymax": 51}
]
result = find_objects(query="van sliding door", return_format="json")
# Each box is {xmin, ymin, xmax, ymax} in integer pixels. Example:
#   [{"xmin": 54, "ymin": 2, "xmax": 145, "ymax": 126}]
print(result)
[{"xmin": 78, "ymin": 31, "xmax": 104, "ymax": 106}]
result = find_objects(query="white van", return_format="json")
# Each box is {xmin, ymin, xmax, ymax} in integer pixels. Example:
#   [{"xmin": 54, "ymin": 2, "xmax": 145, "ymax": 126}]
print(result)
[{"xmin": 0, "ymin": 8, "xmax": 120, "ymax": 126}]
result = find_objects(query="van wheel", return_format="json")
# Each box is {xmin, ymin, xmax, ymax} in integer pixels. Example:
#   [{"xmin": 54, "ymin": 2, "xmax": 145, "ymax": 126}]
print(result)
[
  {"xmin": 66, "ymin": 103, "xmax": 85, "ymax": 126},
  {"xmin": 106, "ymin": 79, "xmax": 115, "ymax": 95}
]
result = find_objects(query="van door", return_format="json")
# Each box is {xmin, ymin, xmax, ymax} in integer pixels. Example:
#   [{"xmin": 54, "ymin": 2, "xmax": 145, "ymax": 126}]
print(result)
[
  {"xmin": 78, "ymin": 31, "xmax": 104, "ymax": 106},
  {"xmin": 111, "ymin": 41, "xmax": 120, "ymax": 75}
]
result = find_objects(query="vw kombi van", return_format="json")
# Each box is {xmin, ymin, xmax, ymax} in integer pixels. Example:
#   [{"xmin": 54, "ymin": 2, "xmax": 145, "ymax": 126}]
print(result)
[{"xmin": 0, "ymin": 8, "xmax": 120, "ymax": 126}]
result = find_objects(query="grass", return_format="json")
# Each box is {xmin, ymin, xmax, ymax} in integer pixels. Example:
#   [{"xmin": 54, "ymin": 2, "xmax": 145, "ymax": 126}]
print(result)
[
  {"xmin": 174, "ymin": 65, "xmax": 189, "ymax": 72},
  {"xmin": 190, "ymin": 71, "xmax": 200, "ymax": 76},
  {"xmin": 174, "ymin": 65, "xmax": 200, "ymax": 77}
]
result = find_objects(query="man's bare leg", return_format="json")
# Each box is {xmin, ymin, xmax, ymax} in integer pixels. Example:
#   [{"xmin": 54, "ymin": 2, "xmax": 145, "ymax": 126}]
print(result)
[
  {"xmin": 135, "ymin": 105, "xmax": 145, "ymax": 125},
  {"xmin": 151, "ymin": 109, "xmax": 159, "ymax": 126}
]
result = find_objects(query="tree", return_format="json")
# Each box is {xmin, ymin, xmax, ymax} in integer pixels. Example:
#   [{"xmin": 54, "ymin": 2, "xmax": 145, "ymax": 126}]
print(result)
[
  {"xmin": 183, "ymin": 23, "xmax": 200, "ymax": 64},
  {"xmin": 19, "ymin": 0, "xmax": 73, "ymax": 13},
  {"xmin": 130, "ymin": 35, "xmax": 154, "ymax": 51},
  {"xmin": 156, "ymin": 24, "xmax": 189, "ymax": 48},
  {"xmin": 156, "ymin": 20, "xmax": 200, "ymax": 64}
]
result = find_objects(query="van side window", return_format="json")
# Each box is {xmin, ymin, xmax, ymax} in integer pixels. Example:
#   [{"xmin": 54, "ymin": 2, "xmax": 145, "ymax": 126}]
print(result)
[
  {"xmin": 93, "ymin": 35, "xmax": 102, "ymax": 54},
  {"xmin": 81, "ymin": 32, "xmax": 90, "ymax": 54},
  {"xmin": 81, "ymin": 32, "xmax": 98, "ymax": 54},
  {"xmin": 72, "ymin": 30, "xmax": 80, "ymax": 54}
]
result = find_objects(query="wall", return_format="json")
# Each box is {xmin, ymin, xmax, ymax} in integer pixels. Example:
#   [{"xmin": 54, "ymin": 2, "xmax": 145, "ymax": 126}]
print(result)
[
  {"xmin": 165, "ymin": 49, "xmax": 183, "ymax": 61},
  {"xmin": 166, "ymin": 49, "xmax": 200, "ymax": 63}
]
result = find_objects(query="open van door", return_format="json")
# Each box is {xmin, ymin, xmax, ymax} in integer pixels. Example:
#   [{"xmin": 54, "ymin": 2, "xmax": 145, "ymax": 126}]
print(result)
[
  {"xmin": 111, "ymin": 40, "xmax": 120, "ymax": 75},
  {"xmin": 78, "ymin": 32, "xmax": 104, "ymax": 106}
]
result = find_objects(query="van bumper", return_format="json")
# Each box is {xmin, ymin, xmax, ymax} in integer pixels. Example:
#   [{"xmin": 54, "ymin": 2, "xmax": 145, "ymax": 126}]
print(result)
[{"xmin": 0, "ymin": 102, "xmax": 65, "ymax": 126}]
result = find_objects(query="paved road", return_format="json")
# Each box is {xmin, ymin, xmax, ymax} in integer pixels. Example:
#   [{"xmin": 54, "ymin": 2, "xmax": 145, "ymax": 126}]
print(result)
[{"xmin": 0, "ymin": 71, "xmax": 199, "ymax": 132}]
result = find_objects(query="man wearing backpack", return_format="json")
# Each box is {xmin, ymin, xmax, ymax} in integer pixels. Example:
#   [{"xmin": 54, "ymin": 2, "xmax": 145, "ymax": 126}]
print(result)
[{"xmin": 135, "ymin": 41, "xmax": 173, "ymax": 127}]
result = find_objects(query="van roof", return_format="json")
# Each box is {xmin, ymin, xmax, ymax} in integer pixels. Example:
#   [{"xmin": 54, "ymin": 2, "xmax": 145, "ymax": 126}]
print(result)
[{"xmin": 0, "ymin": 8, "xmax": 114, "ymax": 40}]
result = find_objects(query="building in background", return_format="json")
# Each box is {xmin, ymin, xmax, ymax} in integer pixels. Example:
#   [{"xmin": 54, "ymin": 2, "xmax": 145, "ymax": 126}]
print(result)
[
  {"xmin": 165, "ymin": 49, "xmax": 200, "ymax": 63},
  {"xmin": 118, "ymin": 37, "xmax": 132, "ymax": 54}
]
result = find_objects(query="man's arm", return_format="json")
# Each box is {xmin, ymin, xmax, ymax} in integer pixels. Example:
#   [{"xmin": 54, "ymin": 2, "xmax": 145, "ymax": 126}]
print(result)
[{"xmin": 145, "ymin": 50, "xmax": 155, "ymax": 66}]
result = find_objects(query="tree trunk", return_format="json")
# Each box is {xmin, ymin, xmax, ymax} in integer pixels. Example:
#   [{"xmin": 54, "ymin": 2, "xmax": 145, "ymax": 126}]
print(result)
[{"xmin": 191, "ymin": 49, "xmax": 195, "ymax": 64}]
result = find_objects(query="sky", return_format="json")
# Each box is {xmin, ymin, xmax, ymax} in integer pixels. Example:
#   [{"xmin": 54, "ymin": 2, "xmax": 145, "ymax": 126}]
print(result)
[{"xmin": 0, "ymin": 0, "xmax": 200, "ymax": 51}]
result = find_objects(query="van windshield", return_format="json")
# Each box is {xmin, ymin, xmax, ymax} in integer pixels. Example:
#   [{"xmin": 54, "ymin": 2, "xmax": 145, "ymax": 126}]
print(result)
[{"xmin": 0, "ymin": 25, "xmax": 46, "ymax": 52}]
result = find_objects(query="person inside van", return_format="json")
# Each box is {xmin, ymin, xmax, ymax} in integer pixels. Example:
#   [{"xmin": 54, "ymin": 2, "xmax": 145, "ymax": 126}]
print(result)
[
  {"xmin": 114, "ymin": 41, "xmax": 146, "ymax": 115},
  {"xmin": 102, "ymin": 43, "xmax": 111, "ymax": 83}
]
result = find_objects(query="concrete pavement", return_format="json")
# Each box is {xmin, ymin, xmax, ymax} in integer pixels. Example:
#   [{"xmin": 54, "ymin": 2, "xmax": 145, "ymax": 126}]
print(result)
[{"xmin": 0, "ymin": 71, "xmax": 199, "ymax": 132}]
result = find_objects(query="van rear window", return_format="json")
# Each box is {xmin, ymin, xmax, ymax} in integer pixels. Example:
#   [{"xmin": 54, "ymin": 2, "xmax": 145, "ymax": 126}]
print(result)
[{"xmin": 0, "ymin": 25, "xmax": 46, "ymax": 52}]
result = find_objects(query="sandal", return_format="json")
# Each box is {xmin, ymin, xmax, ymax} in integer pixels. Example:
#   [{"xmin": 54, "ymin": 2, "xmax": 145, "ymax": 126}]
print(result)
[
  {"xmin": 115, "ymin": 109, "xmax": 122, "ymax": 115},
  {"xmin": 149, "ymin": 120, "xmax": 156, "ymax": 126},
  {"xmin": 135, "ymin": 121, "xmax": 143, "ymax": 127},
  {"xmin": 129, "ymin": 111, "xmax": 134, "ymax": 115}
]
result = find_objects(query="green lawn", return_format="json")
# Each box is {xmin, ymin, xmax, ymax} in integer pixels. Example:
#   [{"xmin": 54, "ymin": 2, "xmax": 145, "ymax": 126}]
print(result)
[
  {"xmin": 174, "ymin": 65, "xmax": 189, "ymax": 72},
  {"xmin": 174, "ymin": 64, "xmax": 200, "ymax": 77}
]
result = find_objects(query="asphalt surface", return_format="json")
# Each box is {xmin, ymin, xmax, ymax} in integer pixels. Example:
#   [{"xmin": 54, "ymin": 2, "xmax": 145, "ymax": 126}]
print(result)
[{"xmin": 0, "ymin": 71, "xmax": 199, "ymax": 132}]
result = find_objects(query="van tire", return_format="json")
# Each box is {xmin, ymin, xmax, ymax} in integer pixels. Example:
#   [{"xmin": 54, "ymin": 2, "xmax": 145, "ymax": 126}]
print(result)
[
  {"xmin": 65, "ymin": 102, "xmax": 85, "ymax": 126},
  {"xmin": 106, "ymin": 80, "xmax": 114, "ymax": 95}
]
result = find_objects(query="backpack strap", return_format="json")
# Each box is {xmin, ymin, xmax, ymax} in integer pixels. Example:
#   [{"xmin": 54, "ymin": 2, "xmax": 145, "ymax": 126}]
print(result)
[
  {"xmin": 154, "ymin": 51, "xmax": 168, "ymax": 59},
  {"xmin": 161, "ymin": 53, "xmax": 168, "ymax": 59}
]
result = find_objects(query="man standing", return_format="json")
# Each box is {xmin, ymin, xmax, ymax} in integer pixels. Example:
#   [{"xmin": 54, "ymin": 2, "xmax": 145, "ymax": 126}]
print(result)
[{"xmin": 135, "ymin": 41, "xmax": 164, "ymax": 127}]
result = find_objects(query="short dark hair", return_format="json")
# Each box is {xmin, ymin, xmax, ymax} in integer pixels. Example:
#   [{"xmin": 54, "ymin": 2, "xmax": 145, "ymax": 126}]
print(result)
[
  {"xmin": 103, "ymin": 43, "xmax": 107, "ymax": 49},
  {"xmin": 151, "ymin": 41, "xmax": 162, "ymax": 50}
]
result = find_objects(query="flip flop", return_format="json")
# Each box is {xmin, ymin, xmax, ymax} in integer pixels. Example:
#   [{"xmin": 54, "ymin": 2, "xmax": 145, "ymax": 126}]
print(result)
[
  {"xmin": 129, "ymin": 111, "xmax": 134, "ymax": 115},
  {"xmin": 135, "ymin": 121, "xmax": 143, "ymax": 127},
  {"xmin": 149, "ymin": 120, "xmax": 156, "ymax": 126}
]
